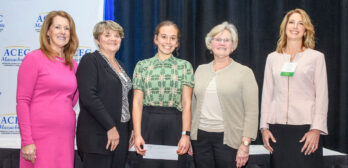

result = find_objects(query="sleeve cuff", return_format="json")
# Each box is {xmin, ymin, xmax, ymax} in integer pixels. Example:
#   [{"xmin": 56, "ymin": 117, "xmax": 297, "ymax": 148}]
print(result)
[
  {"xmin": 21, "ymin": 139, "xmax": 34, "ymax": 147},
  {"xmin": 310, "ymin": 114, "xmax": 328, "ymax": 135}
]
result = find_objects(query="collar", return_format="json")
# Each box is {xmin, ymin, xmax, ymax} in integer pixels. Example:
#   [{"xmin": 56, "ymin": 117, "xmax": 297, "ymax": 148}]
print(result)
[{"xmin": 152, "ymin": 53, "xmax": 177, "ymax": 64}]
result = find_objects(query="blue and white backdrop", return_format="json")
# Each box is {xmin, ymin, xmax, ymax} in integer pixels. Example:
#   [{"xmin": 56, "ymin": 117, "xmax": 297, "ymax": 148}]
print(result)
[{"xmin": 0, "ymin": 0, "xmax": 104, "ymax": 148}]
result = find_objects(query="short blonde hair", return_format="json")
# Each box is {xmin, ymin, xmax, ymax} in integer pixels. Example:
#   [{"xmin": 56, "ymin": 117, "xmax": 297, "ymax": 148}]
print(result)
[
  {"xmin": 40, "ymin": 10, "xmax": 78, "ymax": 69},
  {"xmin": 205, "ymin": 21, "xmax": 238, "ymax": 53},
  {"xmin": 276, "ymin": 8, "xmax": 315, "ymax": 53},
  {"xmin": 93, "ymin": 20, "xmax": 124, "ymax": 40}
]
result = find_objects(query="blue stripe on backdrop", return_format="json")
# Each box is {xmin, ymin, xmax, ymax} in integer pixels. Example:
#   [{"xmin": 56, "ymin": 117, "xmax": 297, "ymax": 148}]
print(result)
[
  {"xmin": 113, "ymin": 0, "xmax": 146, "ymax": 75},
  {"xmin": 104, "ymin": 0, "xmax": 115, "ymax": 20}
]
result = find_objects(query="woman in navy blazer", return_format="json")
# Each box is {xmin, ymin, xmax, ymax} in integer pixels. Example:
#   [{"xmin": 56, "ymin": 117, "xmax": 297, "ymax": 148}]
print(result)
[{"xmin": 76, "ymin": 21, "xmax": 133, "ymax": 168}]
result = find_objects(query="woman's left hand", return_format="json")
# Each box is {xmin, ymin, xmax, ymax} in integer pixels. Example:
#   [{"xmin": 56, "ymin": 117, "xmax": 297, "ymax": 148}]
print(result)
[
  {"xmin": 300, "ymin": 129, "xmax": 320, "ymax": 155},
  {"xmin": 106, "ymin": 126, "xmax": 119, "ymax": 151},
  {"xmin": 236, "ymin": 144, "xmax": 249, "ymax": 168},
  {"xmin": 177, "ymin": 135, "xmax": 190, "ymax": 155}
]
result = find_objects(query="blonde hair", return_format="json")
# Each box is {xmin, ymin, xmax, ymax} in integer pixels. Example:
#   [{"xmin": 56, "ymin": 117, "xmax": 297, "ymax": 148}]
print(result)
[
  {"xmin": 93, "ymin": 20, "xmax": 124, "ymax": 41},
  {"xmin": 276, "ymin": 8, "xmax": 315, "ymax": 53},
  {"xmin": 40, "ymin": 10, "xmax": 79, "ymax": 69},
  {"xmin": 205, "ymin": 21, "xmax": 238, "ymax": 53}
]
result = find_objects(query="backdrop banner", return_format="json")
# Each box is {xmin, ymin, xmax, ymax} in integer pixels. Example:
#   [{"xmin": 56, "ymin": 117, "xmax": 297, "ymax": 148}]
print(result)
[{"xmin": 0, "ymin": 0, "xmax": 103, "ymax": 148}]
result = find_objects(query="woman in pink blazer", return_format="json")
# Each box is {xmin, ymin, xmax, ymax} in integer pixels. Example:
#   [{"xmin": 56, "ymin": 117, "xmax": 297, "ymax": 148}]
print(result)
[{"xmin": 260, "ymin": 8, "xmax": 328, "ymax": 168}]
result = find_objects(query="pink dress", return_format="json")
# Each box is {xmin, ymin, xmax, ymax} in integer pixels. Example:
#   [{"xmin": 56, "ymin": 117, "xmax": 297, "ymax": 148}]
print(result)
[{"xmin": 16, "ymin": 49, "xmax": 78, "ymax": 168}]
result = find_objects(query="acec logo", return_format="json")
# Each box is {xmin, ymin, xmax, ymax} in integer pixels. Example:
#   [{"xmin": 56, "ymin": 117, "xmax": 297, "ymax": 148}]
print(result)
[
  {"xmin": 74, "ymin": 46, "xmax": 92, "ymax": 63},
  {"xmin": 0, "ymin": 113, "xmax": 19, "ymax": 134},
  {"xmin": 34, "ymin": 12, "xmax": 48, "ymax": 32},
  {"xmin": 2, "ymin": 46, "xmax": 31, "ymax": 66}
]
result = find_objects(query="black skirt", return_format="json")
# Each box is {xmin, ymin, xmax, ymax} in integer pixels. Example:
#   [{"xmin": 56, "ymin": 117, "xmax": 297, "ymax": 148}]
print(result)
[
  {"xmin": 269, "ymin": 124, "xmax": 324, "ymax": 168},
  {"xmin": 141, "ymin": 106, "xmax": 182, "ymax": 145},
  {"xmin": 139, "ymin": 106, "xmax": 187, "ymax": 168}
]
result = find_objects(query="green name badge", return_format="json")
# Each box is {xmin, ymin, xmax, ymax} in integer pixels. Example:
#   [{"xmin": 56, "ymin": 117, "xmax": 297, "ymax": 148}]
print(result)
[{"xmin": 280, "ymin": 62, "xmax": 297, "ymax": 77}]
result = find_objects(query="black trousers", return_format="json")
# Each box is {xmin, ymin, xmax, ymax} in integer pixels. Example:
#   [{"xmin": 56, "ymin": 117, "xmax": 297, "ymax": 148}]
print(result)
[
  {"xmin": 139, "ymin": 106, "xmax": 187, "ymax": 168},
  {"xmin": 269, "ymin": 124, "xmax": 324, "ymax": 168},
  {"xmin": 81, "ymin": 122, "xmax": 129, "ymax": 168},
  {"xmin": 191, "ymin": 129, "xmax": 237, "ymax": 168}
]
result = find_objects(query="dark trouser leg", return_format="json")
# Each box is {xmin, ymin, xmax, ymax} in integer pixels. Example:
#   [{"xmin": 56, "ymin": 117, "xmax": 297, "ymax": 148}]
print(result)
[
  {"xmin": 211, "ymin": 130, "xmax": 237, "ymax": 168},
  {"xmin": 82, "ymin": 123, "xmax": 130, "ymax": 168},
  {"xmin": 213, "ymin": 142, "xmax": 237, "ymax": 168},
  {"xmin": 82, "ymin": 153, "xmax": 112, "ymax": 168},
  {"xmin": 112, "ymin": 122, "xmax": 130, "ymax": 168},
  {"xmin": 192, "ymin": 129, "xmax": 215, "ymax": 168},
  {"xmin": 193, "ymin": 129, "xmax": 237, "ymax": 168}
]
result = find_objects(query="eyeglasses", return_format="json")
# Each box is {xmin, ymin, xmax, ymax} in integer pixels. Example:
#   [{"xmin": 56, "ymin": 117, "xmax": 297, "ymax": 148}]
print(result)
[{"xmin": 213, "ymin": 38, "xmax": 231, "ymax": 43}]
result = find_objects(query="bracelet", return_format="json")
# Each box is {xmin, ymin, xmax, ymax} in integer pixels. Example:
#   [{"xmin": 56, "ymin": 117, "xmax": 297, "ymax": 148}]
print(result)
[{"xmin": 261, "ymin": 128, "xmax": 269, "ymax": 132}]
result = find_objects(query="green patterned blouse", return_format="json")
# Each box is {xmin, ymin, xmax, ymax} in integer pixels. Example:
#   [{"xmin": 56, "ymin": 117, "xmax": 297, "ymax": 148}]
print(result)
[{"xmin": 133, "ymin": 54, "xmax": 194, "ymax": 111}]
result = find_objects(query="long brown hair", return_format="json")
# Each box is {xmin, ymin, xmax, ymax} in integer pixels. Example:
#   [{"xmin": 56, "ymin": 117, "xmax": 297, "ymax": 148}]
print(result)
[
  {"xmin": 40, "ymin": 10, "xmax": 79, "ymax": 69},
  {"xmin": 276, "ymin": 8, "xmax": 315, "ymax": 53}
]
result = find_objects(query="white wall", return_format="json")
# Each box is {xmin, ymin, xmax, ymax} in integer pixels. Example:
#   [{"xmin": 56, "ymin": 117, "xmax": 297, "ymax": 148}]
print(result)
[{"xmin": 0, "ymin": 0, "xmax": 103, "ymax": 148}]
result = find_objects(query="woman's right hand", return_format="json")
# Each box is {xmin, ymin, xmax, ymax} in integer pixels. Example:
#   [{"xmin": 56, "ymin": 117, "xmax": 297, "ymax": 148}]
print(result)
[
  {"xmin": 128, "ymin": 130, "xmax": 135, "ymax": 149},
  {"xmin": 261, "ymin": 129, "xmax": 276, "ymax": 154},
  {"xmin": 134, "ymin": 135, "xmax": 146, "ymax": 156},
  {"xmin": 21, "ymin": 144, "xmax": 36, "ymax": 163}
]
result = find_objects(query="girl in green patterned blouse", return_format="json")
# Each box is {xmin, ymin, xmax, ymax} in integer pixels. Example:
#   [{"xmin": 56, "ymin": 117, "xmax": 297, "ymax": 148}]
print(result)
[{"xmin": 132, "ymin": 20, "xmax": 194, "ymax": 168}]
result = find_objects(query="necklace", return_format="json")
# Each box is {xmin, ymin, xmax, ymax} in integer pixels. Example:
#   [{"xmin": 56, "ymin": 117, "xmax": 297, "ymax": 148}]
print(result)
[{"xmin": 55, "ymin": 57, "xmax": 65, "ymax": 63}]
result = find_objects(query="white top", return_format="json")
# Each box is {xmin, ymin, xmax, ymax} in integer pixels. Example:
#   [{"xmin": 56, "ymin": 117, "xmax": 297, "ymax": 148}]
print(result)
[{"xmin": 199, "ymin": 77, "xmax": 224, "ymax": 132}]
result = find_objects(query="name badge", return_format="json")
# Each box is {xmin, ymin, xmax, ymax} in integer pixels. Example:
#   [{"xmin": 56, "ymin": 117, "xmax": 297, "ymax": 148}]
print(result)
[{"xmin": 280, "ymin": 62, "xmax": 297, "ymax": 76}]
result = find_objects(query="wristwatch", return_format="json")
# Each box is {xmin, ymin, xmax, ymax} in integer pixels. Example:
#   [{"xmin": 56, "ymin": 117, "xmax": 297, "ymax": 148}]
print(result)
[
  {"xmin": 181, "ymin": 131, "xmax": 190, "ymax": 136},
  {"xmin": 241, "ymin": 140, "xmax": 250, "ymax": 146}
]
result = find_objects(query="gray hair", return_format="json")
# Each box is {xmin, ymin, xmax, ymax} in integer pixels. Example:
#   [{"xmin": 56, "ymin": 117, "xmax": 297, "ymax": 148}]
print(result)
[
  {"xmin": 93, "ymin": 20, "xmax": 124, "ymax": 40},
  {"xmin": 205, "ymin": 21, "xmax": 238, "ymax": 53}
]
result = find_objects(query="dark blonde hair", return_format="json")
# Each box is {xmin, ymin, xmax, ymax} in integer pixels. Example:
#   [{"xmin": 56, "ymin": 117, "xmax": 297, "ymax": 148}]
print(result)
[
  {"xmin": 40, "ymin": 10, "xmax": 79, "ymax": 69},
  {"xmin": 276, "ymin": 8, "xmax": 315, "ymax": 53},
  {"xmin": 93, "ymin": 20, "xmax": 124, "ymax": 41},
  {"xmin": 154, "ymin": 20, "xmax": 180, "ymax": 48}
]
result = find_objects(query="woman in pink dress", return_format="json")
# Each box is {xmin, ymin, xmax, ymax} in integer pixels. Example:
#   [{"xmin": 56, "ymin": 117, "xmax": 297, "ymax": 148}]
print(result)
[{"xmin": 16, "ymin": 10, "xmax": 79, "ymax": 168}]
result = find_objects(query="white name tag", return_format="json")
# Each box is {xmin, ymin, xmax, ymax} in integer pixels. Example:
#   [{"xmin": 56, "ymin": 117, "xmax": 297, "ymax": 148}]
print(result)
[{"xmin": 280, "ymin": 62, "xmax": 297, "ymax": 76}]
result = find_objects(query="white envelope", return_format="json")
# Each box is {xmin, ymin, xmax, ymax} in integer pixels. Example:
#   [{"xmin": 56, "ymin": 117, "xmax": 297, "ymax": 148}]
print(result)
[{"xmin": 143, "ymin": 144, "xmax": 178, "ymax": 160}]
